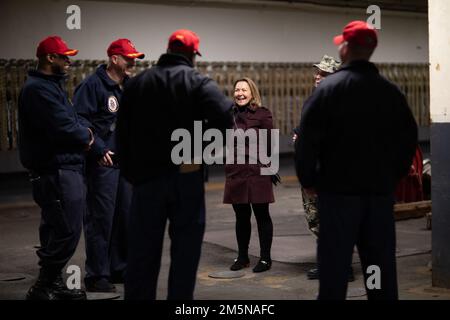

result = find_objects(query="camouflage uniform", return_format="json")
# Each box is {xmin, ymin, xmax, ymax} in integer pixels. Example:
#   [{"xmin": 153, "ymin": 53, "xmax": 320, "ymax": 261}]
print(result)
[
  {"xmin": 302, "ymin": 55, "xmax": 340, "ymax": 237},
  {"xmin": 302, "ymin": 189, "xmax": 320, "ymax": 237}
]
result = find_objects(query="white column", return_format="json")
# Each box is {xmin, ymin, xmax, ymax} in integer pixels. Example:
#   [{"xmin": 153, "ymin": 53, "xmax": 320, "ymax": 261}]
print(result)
[{"xmin": 429, "ymin": 0, "xmax": 450, "ymax": 288}]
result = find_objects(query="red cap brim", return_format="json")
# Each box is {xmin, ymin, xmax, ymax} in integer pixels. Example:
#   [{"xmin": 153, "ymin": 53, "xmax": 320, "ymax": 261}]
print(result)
[
  {"xmin": 63, "ymin": 49, "xmax": 78, "ymax": 56},
  {"xmin": 333, "ymin": 35, "xmax": 344, "ymax": 46},
  {"xmin": 124, "ymin": 52, "xmax": 145, "ymax": 59}
]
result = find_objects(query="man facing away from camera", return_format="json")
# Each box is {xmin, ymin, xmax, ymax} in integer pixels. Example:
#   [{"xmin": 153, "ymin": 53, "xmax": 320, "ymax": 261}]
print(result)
[
  {"xmin": 117, "ymin": 29, "xmax": 233, "ymax": 300},
  {"xmin": 295, "ymin": 21, "xmax": 418, "ymax": 300}
]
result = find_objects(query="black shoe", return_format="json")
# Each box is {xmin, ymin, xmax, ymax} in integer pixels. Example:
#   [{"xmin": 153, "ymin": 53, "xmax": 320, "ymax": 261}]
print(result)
[
  {"xmin": 306, "ymin": 267, "xmax": 354, "ymax": 282},
  {"xmin": 307, "ymin": 268, "xmax": 319, "ymax": 280},
  {"xmin": 230, "ymin": 258, "xmax": 250, "ymax": 271},
  {"xmin": 110, "ymin": 271, "xmax": 125, "ymax": 284},
  {"xmin": 85, "ymin": 278, "xmax": 116, "ymax": 293},
  {"xmin": 53, "ymin": 275, "xmax": 87, "ymax": 300},
  {"xmin": 253, "ymin": 259, "xmax": 272, "ymax": 273}
]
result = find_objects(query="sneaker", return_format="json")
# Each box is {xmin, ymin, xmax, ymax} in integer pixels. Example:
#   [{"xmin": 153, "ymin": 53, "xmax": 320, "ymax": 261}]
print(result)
[
  {"xmin": 85, "ymin": 278, "xmax": 116, "ymax": 293},
  {"xmin": 230, "ymin": 258, "xmax": 250, "ymax": 271},
  {"xmin": 252, "ymin": 259, "xmax": 272, "ymax": 273}
]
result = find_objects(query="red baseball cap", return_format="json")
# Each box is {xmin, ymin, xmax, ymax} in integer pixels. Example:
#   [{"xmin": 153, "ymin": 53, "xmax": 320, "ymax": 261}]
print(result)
[
  {"xmin": 107, "ymin": 39, "xmax": 145, "ymax": 59},
  {"xmin": 36, "ymin": 36, "xmax": 78, "ymax": 57},
  {"xmin": 168, "ymin": 29, "xmax": 202, "ymax": 56},
  {"xmin": 333, "ymin": 20, "xmax": 378, "ymax": 48}
]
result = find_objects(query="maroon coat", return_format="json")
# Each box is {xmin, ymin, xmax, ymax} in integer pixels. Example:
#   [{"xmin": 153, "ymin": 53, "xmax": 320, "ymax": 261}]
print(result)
[{"xmin": 223, "ymin": 105, "xmax": 275, "ymax": 204}]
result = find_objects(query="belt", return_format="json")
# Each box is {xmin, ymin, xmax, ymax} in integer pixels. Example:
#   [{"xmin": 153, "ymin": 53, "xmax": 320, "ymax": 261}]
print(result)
[{"xmin": 179, "ymin": 164, "xmax": 201, "ymax": 174}]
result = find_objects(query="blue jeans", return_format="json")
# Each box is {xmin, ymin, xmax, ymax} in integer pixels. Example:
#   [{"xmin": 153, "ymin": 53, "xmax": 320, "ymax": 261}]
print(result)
[{"xmin": 124, "ymin": 169, "xmax": 205, "ymax": 300}]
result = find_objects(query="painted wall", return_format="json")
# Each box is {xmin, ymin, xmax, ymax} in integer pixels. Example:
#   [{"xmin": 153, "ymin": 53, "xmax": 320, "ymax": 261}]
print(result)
[{"xmin": 0, "ymin": 0, "xmax": 428, "ymax": 63}]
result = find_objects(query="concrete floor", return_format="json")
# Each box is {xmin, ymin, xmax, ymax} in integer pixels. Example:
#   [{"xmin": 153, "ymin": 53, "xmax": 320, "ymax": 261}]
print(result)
[{"xmin": 0, "ymin": 158, "xmax": 449, "ymax": 300}]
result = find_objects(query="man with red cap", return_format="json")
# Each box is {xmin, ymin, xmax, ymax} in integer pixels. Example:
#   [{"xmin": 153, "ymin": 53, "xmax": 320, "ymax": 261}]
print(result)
[
  {"xmin": 294, "ymin": 21, "xmax": 418, "ymax": 299},
  {"xmin": 18, "ymin": 36, "xmax": 94, "ymax": 300},
  {"xmin": 117, "ymin": 29, "xmax": 233, "ymax": 300},
  {"xmin": 73, "ymin": 38, "xmax": 144, "ymax": 293}
]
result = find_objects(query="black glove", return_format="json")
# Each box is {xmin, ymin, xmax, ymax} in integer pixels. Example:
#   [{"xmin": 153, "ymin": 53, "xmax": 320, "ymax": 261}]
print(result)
[{"xmin": 271, "ymin": 173, "xmax": 281, "ymax": 186}]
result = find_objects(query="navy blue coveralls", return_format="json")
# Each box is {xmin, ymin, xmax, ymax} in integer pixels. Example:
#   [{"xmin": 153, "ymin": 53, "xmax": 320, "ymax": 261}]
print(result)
[
  {"xmin": 117, "ymin": 53, "xmax": 233, "ymax": 300},
  {"xmin": 73, "ymin": 64, "xmax": 132, "ymax": 283},
  {"xmin": 18, "ymin": 70, "xmax": 91, "ymax": 277}
]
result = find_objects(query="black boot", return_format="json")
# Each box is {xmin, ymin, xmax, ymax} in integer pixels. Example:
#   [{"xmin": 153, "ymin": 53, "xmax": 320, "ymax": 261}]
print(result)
[
  {"xmin": 307, "ymin": 266, "xmax": 355, "ymax": 282},
  {"xmin": 26, "ymin": 269, "xmax": 59, "ymax": 300},
  {"xmin": 307, "ymin": 267, "xmax": 319, "ymax": 280},
  {"xmin": 52, "ymin": 275, "xmax": 87, "ymax": 300}
]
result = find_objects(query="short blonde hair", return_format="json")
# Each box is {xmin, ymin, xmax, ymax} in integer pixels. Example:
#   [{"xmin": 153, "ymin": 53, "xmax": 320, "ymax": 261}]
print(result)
[{"xmin": 233, "ymin": 77, "xmax": 262, "ymax": 107}]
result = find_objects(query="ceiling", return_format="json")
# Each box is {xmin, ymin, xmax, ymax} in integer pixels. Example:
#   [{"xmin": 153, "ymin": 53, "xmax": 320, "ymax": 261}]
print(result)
[
  {"xmin": 82, "ymin": 0, "xmax": 428, "ymax": 14},
  {"xmin": 279, "ymin": 0, "xmax": 427, "ymax": 13}
]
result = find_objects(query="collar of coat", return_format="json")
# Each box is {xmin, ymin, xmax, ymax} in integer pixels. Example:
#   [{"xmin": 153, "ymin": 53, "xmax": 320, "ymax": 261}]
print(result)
[
  {"xmin": 233, "ymin": 103, "xmax": 258, "ymax": 113},
  {"xmin": 338, "ymin": 59, "xmax": 379, "ymax": 75},
  {"xmin": 28, "ymin": 69, "xmax": 67, "ymax": 84},
  {"xmin": 96, "ymin": 63, "xmax": 126, "ymax": 88},
  {"xmin": 157, "ymin": 53, "xmax": 194, "ymax": 68}
]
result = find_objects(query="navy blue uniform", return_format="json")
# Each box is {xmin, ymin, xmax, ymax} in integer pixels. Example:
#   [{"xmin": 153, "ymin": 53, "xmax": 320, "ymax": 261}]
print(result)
[
  {"xmin": 117, "ymin": 53, "xmax": 233, "ymax": 300},
  {"xmin": 109, "ymin": 175, "xmax": 133, "ymax": 281},
  {"xmin": 295, "ymin": 60, "xmax": 418, "ymax": 299},
  {"xmin": 18, "ymin": 70, "xmax": 91, "ymax": 275},
  {"xmin": 73, "ymin": 64, "xmax": 131, "ymax": 285}
]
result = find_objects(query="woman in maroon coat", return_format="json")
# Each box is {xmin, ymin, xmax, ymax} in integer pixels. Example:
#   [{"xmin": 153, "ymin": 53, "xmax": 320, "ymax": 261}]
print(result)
[{"xmin": 224, "ymin": 77, "xmax": 275, "ymax": 273}]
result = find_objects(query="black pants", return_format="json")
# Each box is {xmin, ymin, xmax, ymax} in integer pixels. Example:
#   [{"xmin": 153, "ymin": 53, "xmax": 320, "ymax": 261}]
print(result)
[
  {"xmin": 232, "ymin": 203, "xmax": 273, "ymax": 261},
  {"xmin": 31, "ymin": 169, "xmax": 85, "ymax": 274},
  {"xmin": 125, "ymin": 170, "xmax": 205, "ymax": 300},
  {"xmin": 317, "ymin": 192, "xmax": 398, "ymax": 300}
]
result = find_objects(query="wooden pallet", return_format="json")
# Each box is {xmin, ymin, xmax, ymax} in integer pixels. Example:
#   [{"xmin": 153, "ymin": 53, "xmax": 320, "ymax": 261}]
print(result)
[{"xmin": 394, "ymin": 200, "xmax": 432, "ymax": 222}]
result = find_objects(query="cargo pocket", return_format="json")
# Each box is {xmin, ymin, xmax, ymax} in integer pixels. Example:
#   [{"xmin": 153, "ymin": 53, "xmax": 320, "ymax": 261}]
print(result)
[{"xmin": 34, "ymin": 173, "xmax": 73, "ymax": 236}]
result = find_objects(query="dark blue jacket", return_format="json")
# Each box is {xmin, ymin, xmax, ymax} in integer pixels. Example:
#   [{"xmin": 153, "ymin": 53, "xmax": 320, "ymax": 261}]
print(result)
[
  {"xmin": 117, "ymin": 53, "xmax": 234, "ymax": 185},
  {"xmin": 18, "ymin": 70, "xmax": 91, "ymax": 172},
  {"xmin": 295, "ymin": 60, "xmax": 418, "ymax": 195},
  {"xmin": 73, "ymin": 64, "xmax": 123, "ymax": 162}
]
